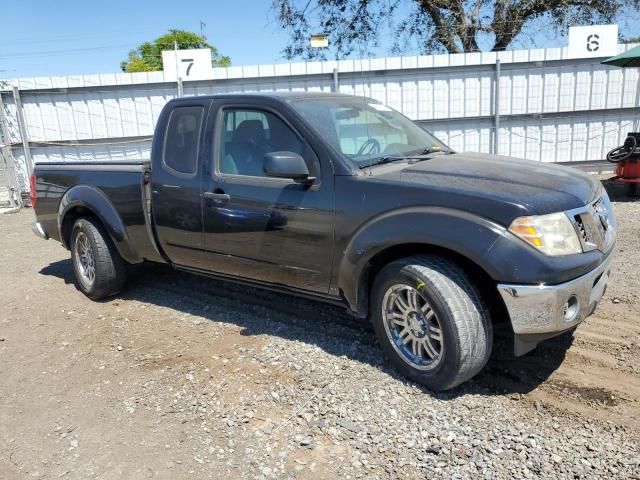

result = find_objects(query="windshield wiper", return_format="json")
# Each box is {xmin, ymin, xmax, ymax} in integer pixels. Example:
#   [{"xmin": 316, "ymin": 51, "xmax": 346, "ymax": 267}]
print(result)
[
  {"xmin": 419, "ymin": 146, "xmax": 453, "ymax": 155},
  {"xmin": 360, "ymin": 154, "xmax": 438, "ymax": 169},
  {"xmin": 360, "ymin": 147, "xmax": 454, "ymax": 169},
  {"xmin": 405, "ymin": 146, "xmax": 455, "ymax": 164},
  {"xmin": 359, "ymin": 155, "xmax": 417, "ymax": 168}
]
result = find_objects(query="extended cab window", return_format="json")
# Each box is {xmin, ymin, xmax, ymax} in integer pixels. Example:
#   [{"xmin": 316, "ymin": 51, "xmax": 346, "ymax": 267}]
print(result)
[
  {"xmin": 219, "ymin": 108, "xmax": 303, "ymax": 177},
  {"xmin": 163, "ymin": 106, "xmax": 204, "ymax": 175}
]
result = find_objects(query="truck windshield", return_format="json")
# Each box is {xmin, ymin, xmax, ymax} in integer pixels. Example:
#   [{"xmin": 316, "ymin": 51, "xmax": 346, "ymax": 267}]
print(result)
[{"xmin": 289, "ymin": 96, "xmax": 449, "ymax": 167}]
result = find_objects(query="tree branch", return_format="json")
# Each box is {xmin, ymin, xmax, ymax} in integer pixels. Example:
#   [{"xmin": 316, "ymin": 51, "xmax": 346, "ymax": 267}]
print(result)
[
  {"xmin": 417, "ymin": 0, "xmax": 462, "ymax": 53},
  {"xmin": 271, "ymin": 0, "xmax": 633, "ymax": 57}
]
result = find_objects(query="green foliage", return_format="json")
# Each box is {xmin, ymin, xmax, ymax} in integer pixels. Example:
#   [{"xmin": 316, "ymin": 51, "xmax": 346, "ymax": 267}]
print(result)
[{"xmin": 120, "ymin": 29, "xmax": 231, "ymax": 72}]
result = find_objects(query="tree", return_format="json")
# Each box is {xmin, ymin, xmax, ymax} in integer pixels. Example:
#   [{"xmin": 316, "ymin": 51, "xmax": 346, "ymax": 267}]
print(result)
[
  {"xmin": 120, "ymin": 29, "xmax": 231, "ymax": 72},
  {"xmin": 272, "ymin": 0, "xmax": 640, "ymax": 58}
]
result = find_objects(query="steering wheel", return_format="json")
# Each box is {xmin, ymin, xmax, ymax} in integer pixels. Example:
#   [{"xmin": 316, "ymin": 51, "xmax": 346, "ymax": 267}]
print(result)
[
  {"xmin": 607, "ymin": 136, "xmax": 637, "ymax": 163},
  {"xmin": 356, "ymin": 138, "xmax": 381, "ymax": 156}
]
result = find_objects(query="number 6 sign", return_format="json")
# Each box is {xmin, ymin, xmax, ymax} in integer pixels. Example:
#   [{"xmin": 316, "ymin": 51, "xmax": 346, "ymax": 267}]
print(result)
[{"xmin": 568, "ymin": 25, "xmax": 618, "ymax": 59}]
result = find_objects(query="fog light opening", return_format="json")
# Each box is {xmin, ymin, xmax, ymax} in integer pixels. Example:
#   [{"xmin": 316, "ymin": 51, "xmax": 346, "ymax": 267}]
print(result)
[{"xmin": 564, "ymin": 295, "xmax": 579, "ymax": 322}]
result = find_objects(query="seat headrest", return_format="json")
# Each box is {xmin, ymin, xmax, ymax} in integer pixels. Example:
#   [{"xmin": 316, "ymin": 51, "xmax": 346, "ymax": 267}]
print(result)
[{"xmin": 233, "ymin": 120, "xmax": 266, "ymax": 144}]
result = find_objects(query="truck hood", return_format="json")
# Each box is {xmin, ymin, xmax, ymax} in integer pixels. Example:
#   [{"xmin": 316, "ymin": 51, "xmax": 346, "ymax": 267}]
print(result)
[{"xmin": 371, "ymin": 152, "xmax": 601, "ymax": 223}]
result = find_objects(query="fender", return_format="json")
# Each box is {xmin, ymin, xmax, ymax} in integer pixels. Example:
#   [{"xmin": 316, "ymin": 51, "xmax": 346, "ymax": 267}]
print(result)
[
  {"xmin": 58, "ymin": 185, "xmax": 140, "ymax": 263},
  {"xmin": 337, "ymin": 206, "xmax": 508, "ymax": 315}
]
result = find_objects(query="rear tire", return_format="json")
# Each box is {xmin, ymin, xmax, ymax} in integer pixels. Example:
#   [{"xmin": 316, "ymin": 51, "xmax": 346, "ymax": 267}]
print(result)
[
  {"xmin": 70, "ymin": 217, "xmax": 126, "ymax": 300},
  {"xmin": 371, "ymin": 255, "xmax": 492, "ymax": 391}
]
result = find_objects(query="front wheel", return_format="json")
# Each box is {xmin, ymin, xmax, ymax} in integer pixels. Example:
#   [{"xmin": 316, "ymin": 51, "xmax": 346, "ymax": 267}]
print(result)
[
  {"xmin": 70, "ymin": 217, "xmax": 127, "ymax": 300},
  {"xmin": 371, "ymin": 255, "xmax": 492, "ymax": 391}
]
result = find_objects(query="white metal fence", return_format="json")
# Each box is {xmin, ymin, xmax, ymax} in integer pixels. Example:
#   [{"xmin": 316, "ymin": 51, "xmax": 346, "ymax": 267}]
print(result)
[
  {"xmin": 0, "ymin": 146, "xmax": 21, "ymax": 208},
  {"xmin": 1, "ymin": 44, "xmax": 639, "ymax": 192}
]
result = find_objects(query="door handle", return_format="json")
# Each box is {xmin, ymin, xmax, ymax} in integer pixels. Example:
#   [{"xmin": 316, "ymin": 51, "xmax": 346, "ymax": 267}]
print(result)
[{"xmin": 202, "ymin": 191, "xmax": 231, "ymax": 202}]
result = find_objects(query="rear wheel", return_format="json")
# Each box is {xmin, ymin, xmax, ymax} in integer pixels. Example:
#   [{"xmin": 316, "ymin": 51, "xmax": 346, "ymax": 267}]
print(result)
[
  {"xmin": 70, "ymin": 217, "xmax": 126, "ymax": 300},
  {"xmin": 371, "ymin": 255, "xmax": 492, "ymax": 391}
]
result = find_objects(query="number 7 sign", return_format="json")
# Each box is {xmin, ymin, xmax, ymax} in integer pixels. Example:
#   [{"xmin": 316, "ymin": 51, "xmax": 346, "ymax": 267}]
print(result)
[
  {"xmin": 161, "ymin": 48, "xmax": 214, "ymax": 81},
  {"xmin": 181, "ymin": 58, "xmax": 194, "ymax": 76}
]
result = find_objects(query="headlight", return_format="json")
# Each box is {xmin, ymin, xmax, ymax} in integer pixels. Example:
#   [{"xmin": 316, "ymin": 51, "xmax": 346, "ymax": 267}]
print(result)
[{"xmin": 509, "ymin": 212, "xmax": 582, "ymax": 256}]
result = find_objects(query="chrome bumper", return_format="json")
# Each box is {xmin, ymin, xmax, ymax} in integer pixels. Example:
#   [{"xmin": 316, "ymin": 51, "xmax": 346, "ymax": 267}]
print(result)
[
  {"xmin": 497, "ymin": 252, "xmax": 613, "ymax": 336},
  {"xmin": 32, "ymin": 221, "xmax": 49, "ymax": 240}
]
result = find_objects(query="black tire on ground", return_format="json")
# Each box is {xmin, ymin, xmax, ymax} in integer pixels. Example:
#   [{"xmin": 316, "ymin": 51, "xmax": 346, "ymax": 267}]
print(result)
[
  {"xmin": 70, "ymin": 217, "xmax": 127, "ymax": 300},
  {"xmin": 371, "ymin": 255, "xmax": 493, "ymax": 391}
]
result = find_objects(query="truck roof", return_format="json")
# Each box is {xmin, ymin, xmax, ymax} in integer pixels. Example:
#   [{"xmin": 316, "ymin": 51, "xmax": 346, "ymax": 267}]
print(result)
[{"xmin": 168, "ymin": 91, "xmax": 360, "ymax": 103}]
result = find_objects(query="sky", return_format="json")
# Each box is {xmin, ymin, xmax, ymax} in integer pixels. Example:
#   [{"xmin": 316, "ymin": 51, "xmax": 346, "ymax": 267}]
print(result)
[
  {"xmin": 0, "ymin": 0, "xmax": 295, "ymax": 78},
  {"xmin": 1, "ymin": 0, "xmax": 639, "ymax": 79}
]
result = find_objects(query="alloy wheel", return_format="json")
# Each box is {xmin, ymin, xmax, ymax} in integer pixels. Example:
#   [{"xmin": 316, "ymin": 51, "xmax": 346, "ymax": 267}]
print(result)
[
  {"xmin": 382, "ymin": 284, "xmax": 443, "ymax": 370},
  {"xmin": 74, "ymin": 231, "xmax": 96, "ymax": 288}
]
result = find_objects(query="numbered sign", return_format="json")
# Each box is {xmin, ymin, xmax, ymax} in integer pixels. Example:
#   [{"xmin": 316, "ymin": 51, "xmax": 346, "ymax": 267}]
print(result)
[
  {"xmin": 568, "ymin": 25, "xmax": 618, "ymax": 59},
  {"xmin": 162, "ymin": 48, "xmax": 214, "ymax": 81}
]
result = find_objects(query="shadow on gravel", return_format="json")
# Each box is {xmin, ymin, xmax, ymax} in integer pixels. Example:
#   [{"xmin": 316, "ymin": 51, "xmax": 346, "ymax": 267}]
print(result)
[{"xmin": 40, "ymin": 258, "xmax": 574, "ymax": 398}]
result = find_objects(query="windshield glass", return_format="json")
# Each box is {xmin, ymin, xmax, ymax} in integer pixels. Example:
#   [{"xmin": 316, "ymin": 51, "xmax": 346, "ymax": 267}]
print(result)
[{"xmin": 288, "ymin": 96, "xmax": 448, "ymax": 167}]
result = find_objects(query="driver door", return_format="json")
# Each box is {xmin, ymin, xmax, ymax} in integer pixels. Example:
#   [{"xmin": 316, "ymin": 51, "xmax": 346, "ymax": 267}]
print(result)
[{"xmin": 200, "ymin": 101, "xmax": 335, "ymax": 293}]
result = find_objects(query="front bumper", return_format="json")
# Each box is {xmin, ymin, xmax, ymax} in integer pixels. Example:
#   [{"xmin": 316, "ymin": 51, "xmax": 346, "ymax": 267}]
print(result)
[
  {"xmin": 497, "ymin": 251, "xmax": 613, "ymax": 353},
  {"xmin": 32, "ymin": 221, "xmax": 49, "ymax": 240}
]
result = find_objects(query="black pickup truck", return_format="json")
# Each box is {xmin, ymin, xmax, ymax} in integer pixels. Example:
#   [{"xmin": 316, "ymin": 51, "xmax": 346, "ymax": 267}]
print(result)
[{"xmin": 31, "ymin": 93, "xmax": 616, "ymax": 390}]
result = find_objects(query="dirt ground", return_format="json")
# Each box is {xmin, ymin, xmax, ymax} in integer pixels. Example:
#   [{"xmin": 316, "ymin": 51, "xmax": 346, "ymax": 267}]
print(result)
[{"xmin": 0, "ymin": 178, "xmax": 639, "ymax": 479}]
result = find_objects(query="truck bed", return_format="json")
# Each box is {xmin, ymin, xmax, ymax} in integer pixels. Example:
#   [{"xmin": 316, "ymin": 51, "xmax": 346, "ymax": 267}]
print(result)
[
  {"xmin": 33, "ymin": 160, "xmax": 161, "ymax": 264},
  {"xmin": 34, "ymin": 160, "xmax": 150, "ymax": 169}
]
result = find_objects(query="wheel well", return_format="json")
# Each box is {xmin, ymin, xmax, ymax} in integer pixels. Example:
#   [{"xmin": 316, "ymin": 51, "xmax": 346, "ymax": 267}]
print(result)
[
  {"xmin": 60, "ymin": 206, "xmax": 97, "ymax": 248},
  {"xmin": 359, "ymin": 244, "xmax": 509, "ymax": 325}
]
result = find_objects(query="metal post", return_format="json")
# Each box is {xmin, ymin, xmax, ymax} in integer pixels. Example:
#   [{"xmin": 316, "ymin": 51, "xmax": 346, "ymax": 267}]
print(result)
[
  {"xmin": 11, "ymin": 86, "xmax": 33, "ymax": 178},
  {"xmin": 177, "ymin": 77, "xmax": 184, "ymax": 98},
  {"xmin": 0, "ymin": 92, "xmax": 22, "ymax": 208},
  {"xmin": 174, "ymin": 41, "xmax": 183, "ymax": 98},
  {"xmin": 332, "ymin": 68, "xmax": 339, "ymax": 93},
  {"xmin": 0, "ymin": 91, "xmax": 10, "ymax": 143},
  {"xmin": 493, "ymin": 59, "xmax": 501, "ymax": 155}
]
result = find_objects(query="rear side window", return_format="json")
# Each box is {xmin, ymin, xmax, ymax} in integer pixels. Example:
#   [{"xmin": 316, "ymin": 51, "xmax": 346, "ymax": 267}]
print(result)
[{"xmin": 163, "ymin": 106, "xmax": 204, "ymax": 175}]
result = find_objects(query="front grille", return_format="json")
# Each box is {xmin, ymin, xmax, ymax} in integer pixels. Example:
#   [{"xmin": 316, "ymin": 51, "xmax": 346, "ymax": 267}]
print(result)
[
  {"xmin": 573, "ymin": 215, "xmax": 588, "ymax": 244},
  {"xmin": 567, "ymin": 193, "xmax": 616, "ymax": 253}
]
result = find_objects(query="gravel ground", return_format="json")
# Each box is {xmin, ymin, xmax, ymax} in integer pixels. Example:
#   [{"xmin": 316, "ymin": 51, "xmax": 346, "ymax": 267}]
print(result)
[{"xmin": 0, "ymin": 178, "xmax": 639, "ymax": 479}]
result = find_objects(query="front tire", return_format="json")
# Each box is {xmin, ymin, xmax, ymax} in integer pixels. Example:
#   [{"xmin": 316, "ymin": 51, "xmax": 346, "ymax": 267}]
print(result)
[
  {"xmin": 371, "ymin": 255, "xmax": 492, "ymax": 391},
  {"xmin": 70, "ymin": 217, "xmax": 126, "ymax": 300}
]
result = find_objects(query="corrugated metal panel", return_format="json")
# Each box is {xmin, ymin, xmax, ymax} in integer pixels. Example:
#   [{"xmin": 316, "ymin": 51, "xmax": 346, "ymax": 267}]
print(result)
[{"xmin": 2, "ymin": 43, "xmax": 640, "ymax": 189}]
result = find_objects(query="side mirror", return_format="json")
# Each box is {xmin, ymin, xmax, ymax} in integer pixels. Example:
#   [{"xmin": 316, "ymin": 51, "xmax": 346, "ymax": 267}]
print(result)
[{"xmin": 264, "ymin": 151, "xmax": 315, "ymax": 184}]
